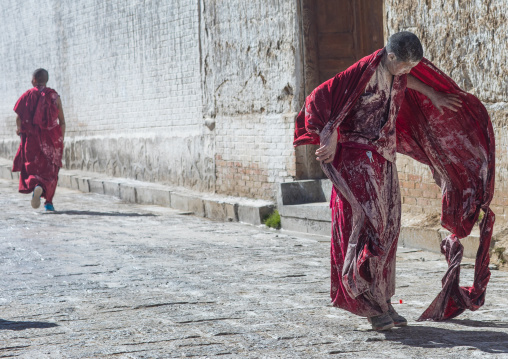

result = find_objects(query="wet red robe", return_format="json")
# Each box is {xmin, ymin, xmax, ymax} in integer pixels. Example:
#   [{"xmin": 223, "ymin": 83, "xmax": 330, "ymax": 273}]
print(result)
[
  {"xmin": 12, "ymin": 87, "xmax": 63, "ymax": 204},
  {"xmin": 294, "ymin": 49, "xmax": 495, "ymax": 321}
]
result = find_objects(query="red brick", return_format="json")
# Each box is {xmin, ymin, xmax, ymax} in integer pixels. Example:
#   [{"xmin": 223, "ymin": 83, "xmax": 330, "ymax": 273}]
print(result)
[
  {"xmin": 403, "ymin": 197, "xmax": 417, "ymax": 205},
  {"xmin": 423, "ymin": 190, "xmax": 438, "ymax": 199},
  {"xmin": 416, "ymin": 198, "xmax": 430, "ymax": 207},
  {"xmin": 400, "ymin": 181, "xmax": 415, "ymax": 189},
  {"xmin": 408, "ymin": 174, "xmax": 421, "ymax": 182},
  {"xmin": 400, "ymin": 188, "xmax": 410, "ymax": 196},
  {"xmin": 422, "ymin": 183, "xmax": 439, "ymax": 191}
]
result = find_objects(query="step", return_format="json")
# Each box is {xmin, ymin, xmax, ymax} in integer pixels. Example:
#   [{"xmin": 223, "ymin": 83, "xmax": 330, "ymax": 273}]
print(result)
[{"xmin": 277, "ymin": 179, "xmax": 482, "ymax": 258}]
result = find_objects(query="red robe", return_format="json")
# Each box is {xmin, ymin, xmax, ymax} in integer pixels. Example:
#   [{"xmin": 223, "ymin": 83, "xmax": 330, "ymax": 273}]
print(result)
[
  {"xmin": 294, "ymin": 49, "xmax": 495, "ymax": 321},
  {"xmin": 12, "ymin": 87, "xmax": 63, "ymax": 204}
]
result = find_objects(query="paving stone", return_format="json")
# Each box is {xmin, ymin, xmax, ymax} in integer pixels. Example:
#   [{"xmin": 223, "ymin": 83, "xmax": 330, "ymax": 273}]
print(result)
[{"xmin": 1, "ymin": 179, "xmax": 508, "ymax": 358}]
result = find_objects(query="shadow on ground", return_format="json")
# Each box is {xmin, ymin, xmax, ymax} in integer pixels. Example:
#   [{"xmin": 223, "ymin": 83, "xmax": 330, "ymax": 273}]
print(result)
[
  {"xmin": 44, "ymin": 210, "xmax": 157, "ymax": 217},
  {"xmin": 448, "ymin": 319, "xmax": 508, "ymax": 329},
  {"xmin": 0, "ymin": 319, "xmax": 59, "ymax": 331},
  {"xmin": 384, "ymin": 324, "xmax": 508, "ymax": 353}
]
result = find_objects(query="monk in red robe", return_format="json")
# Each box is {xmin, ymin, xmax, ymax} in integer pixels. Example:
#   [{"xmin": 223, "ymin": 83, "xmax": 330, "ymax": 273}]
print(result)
[
  {"xmin": 12, "ymin": 69, "xmax": 66, "ymax": 211},
  {"xmin": 294, "ymin": 32, "xmax": 495, "ymax": 330}
]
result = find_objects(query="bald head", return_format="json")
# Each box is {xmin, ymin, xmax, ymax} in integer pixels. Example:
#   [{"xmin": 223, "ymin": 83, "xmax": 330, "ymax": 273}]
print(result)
[
  {"xmin": 386, "ymin": 32, "xmax": 423, "ymax": 63},
  {"xmin": 32, "ymin": 68, "xmax": 49, "ymax": 85}
]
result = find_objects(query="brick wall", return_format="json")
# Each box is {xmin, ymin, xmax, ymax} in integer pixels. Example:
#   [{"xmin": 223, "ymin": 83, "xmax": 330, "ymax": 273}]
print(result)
[
  {"xmin": 396, "ymin": 155, "xmax": 441, "ymax": 216},
  {"xmin": 215, "ymin": 114, "xmax": 296, "ymax": 200}
]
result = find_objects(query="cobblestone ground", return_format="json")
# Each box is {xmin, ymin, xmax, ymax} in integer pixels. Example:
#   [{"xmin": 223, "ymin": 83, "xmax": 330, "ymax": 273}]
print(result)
[{"xmin": 2, "ymin": 178, "xmax": 508, "ymax": 358}]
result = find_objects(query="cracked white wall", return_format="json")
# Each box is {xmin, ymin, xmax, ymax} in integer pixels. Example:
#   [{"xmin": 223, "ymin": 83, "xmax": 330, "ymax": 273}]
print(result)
[{"xmin": 0, "ymin": 0, "xmax": 301, "ymax": 199}]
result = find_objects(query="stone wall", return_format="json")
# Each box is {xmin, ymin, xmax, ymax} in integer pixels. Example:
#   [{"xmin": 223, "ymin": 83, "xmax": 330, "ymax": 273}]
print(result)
[
  {"xmin": 0, "ymin": 0, "xmax": 300, "ymax": 199},
  {"xmin": 0, "ymin": 0, "xmax": 211, "ymax": 190},
  {"xmin": 386, "ymin": 0, "xmax": 508, "ymax": 224},
  {"xmin": 200, "ymin": 1, "xmax": 300, "ymax": 200}
]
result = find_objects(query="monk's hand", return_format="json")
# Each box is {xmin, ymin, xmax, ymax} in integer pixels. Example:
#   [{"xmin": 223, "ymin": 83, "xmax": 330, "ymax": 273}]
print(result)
[
  {"xmin": 315, "ymin": 130, "xmax": 338, "ymax": 164},
  {"xmin": 430, "ymin": 91, "xmax": 462, "ymax": 114},
  {"xmin": 16, "ymin": 128, "xmax": 20, "ymax": 136}
]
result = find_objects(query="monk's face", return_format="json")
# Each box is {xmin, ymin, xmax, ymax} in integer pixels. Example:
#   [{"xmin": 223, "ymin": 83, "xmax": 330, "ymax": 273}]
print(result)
[{"xmin": 385, "ymin": 53, "xmax": 419, "ymax": 76}]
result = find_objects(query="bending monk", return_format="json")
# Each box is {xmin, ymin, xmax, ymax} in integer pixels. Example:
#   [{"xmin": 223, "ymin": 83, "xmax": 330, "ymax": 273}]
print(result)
[
  {"xmin": 12, "ymin": 68, "xmax": 66, "ymax": 211},
  {"xmin": 294, "ymin": 32, "xmax": 464, "ymax": 330}
]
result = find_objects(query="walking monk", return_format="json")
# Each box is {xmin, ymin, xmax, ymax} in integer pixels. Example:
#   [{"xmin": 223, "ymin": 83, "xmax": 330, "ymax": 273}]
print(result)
[
  {"xmin": 294, "ymin": 32, "xmax": 495, "ymax": 330},
  {"xmin": 12, "ymin": 68, "xmax": 66, "ymax": 211}
]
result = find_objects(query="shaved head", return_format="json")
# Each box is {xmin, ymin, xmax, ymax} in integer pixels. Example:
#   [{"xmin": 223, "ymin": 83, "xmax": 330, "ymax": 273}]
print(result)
[
  {"xmin": 32, "ymin": 68, "xmax": 49, "ymax": 85},
  {"xmin": 386, "ymin": 32, "xmax": 423, "ymax": 63}
]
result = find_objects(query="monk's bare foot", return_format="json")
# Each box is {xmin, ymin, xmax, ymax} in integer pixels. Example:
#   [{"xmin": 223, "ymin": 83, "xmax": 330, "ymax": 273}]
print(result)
[{"xmin": 31, "ymin": 186, "xmax": 43, "ymax": 209}]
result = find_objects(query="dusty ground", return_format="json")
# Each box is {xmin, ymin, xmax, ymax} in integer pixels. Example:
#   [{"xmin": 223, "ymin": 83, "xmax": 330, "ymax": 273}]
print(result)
[{"xmin": 2, "ymin": 178, "xmax": 508, "ymax": 358}]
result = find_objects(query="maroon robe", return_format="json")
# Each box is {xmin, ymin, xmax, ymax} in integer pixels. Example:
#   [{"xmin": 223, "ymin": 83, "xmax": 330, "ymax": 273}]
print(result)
[
  {"xmin": 12, "ymin": 87, "xmax": 63, "ymax": 204},
  {"xmin": 294, "ymin": 48, "xmax": 495, "ymax": 321}
]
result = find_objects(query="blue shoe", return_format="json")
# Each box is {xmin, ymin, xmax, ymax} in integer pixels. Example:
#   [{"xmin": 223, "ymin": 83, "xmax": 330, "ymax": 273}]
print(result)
[
  {"xmin": 31, "ymin": 186, "xmax": 43, "ymax": 209},
  {"xmin": 44, "ymin": 203, "xmax": 55, "ymax": 211}
]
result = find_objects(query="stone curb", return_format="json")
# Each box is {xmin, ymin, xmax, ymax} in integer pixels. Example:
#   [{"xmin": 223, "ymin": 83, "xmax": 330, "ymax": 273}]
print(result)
[{"xmin": 0, "ymin": 159, "xmax": 274, "ymax": 226}]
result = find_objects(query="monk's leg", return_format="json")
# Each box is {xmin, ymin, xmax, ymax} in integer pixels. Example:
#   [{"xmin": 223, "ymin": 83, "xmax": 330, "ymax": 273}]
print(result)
[
  {"xmin": 365, "ymin": 159, "xmax": 406, "ymax": 325},
  {"xmin": 330, "ymin": 149, "xmax": 401, "ymax": 326},
  {"xmin": 17, "ymin": 134, "xmax": 59, "ymax": 209},
  {"xmin": 42, "ymin": 167, "xmax": 59, "ymax": 210}
]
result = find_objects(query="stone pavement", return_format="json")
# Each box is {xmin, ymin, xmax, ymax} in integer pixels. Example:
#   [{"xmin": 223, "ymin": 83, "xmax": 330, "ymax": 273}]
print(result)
[{"xmin": 1, "ymin": 178, "xmax": 508, "ymax": 359}]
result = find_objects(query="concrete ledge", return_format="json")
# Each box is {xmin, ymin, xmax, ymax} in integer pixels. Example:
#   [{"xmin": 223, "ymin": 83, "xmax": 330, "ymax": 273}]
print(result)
[
  {"xmin": 399, "ymin": 226, "xmax": 441, "ymax": 253},
  {"xmin": 439, "ymin": 229, "xmax": 483, "ymax": 259},
  {"xmin": 135, "ymin": 185, "xmax": 171, "ymax": 207},
  {"xmin": 171, "ymin": 193, "xmax": 205, "ymax": 217},
  {"xmin": 204, "ymin": 199, "xmax": 238, "ymax": 222},
  {"xmin": 89, "ymin": 179, "xmax": 105, "ymax": 194},
  {"xmin": 0, "ymin": 165, "xmax": 12, "ymax": 180},
  {"xmin": 119, "ymin": 183, "xmax": 137, "ymax": 203},
  {"xmin": 238, "ymin": 201, "xmax": 274, "ymax": 225},
  {"xmin": 279, "ymin": 202, "xmax": 331, "ymax": 221},
  {"xmin": 0, "ymin": 158, "xmax": 274, "ymax": 226},
  {"xmin": 281, "ymin": 216, "xmax": 331, "ymax": 236},
  {"xmin": 103, "ymin": 181, "xmax": 121, "ymax": 197},
  {"xmin": 58, "ymin": 172, "xmax": 76, "ymax": 189},
  {"xmin": 77, "ymin": 177, "xmax": 91, "ymax": 193}
]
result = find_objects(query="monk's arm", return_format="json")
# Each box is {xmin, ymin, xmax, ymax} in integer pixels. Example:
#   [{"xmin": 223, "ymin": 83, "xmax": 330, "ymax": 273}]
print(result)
[
  {"xmin": 16, "ymin": 115, "xmax": 21, "ymax": 136},
  {"xmin": 407, "ymin": 75, "xmax": 462, "ymax": 114},
  {"xmin": 57, "ymin": 97, "xmax": 66, "ymax": 139}
]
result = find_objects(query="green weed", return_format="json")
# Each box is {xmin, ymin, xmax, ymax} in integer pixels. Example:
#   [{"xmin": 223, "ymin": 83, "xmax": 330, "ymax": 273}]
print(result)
[{"xmin": 263, "ymin": 210, "xmax": 281, "ymax": 229}]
